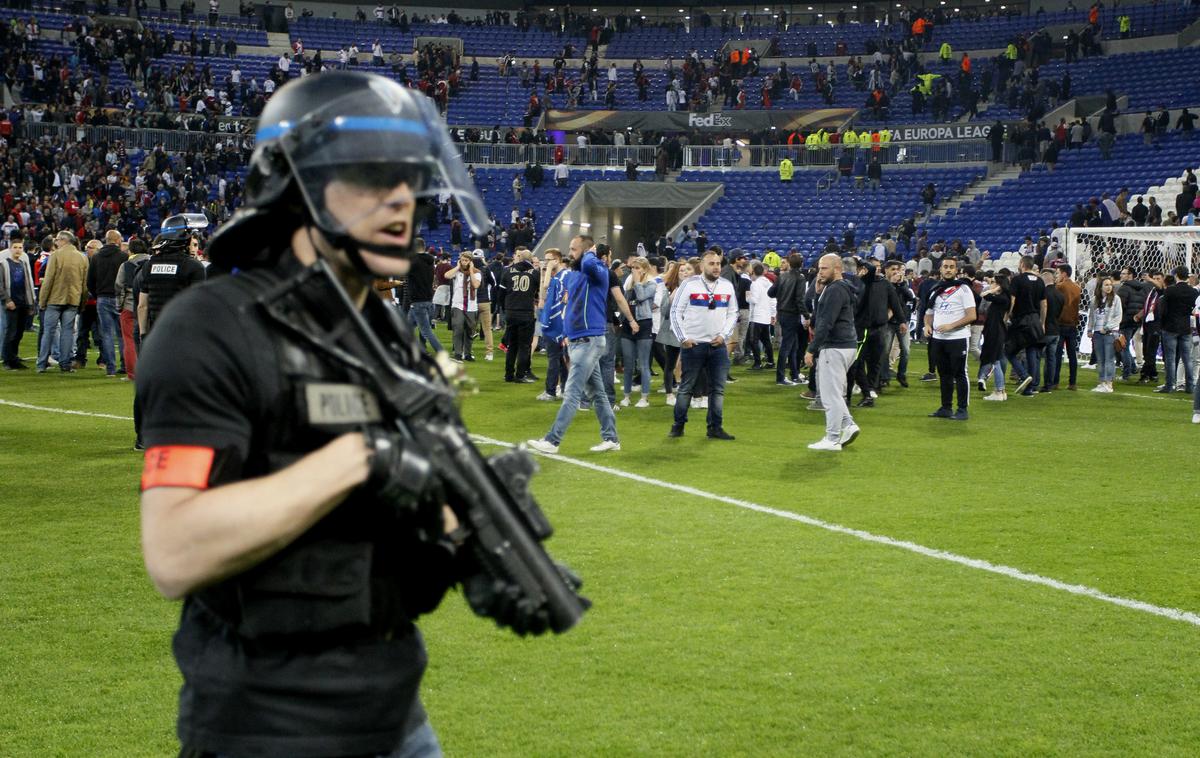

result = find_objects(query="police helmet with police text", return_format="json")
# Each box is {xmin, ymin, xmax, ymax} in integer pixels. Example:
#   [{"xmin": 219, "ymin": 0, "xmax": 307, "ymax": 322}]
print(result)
[{"xmin": 208, "ymin": 71, "xmax": 487, "ymax": 269}]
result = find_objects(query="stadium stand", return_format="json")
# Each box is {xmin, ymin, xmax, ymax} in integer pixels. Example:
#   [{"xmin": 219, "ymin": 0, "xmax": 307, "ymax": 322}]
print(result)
[{"xmin": 926, "ymin": 133, "xmax": 1199, "ymax": 256}]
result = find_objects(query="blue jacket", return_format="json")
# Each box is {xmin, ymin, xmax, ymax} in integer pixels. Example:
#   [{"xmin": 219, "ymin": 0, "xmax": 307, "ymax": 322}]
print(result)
[
  {"xmin": 539, "ymin": 269, "xmax": 570, "ymax": 340},
  {"xmin": 563, "ymin": 251, "xmax": 610, "ymax": 339}
]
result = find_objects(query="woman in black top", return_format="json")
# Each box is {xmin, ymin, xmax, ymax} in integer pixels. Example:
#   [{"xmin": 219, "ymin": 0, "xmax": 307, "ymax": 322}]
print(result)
[{"xmin": 980, "ymin": 272, "xmax": 1011, "ymax": 401}]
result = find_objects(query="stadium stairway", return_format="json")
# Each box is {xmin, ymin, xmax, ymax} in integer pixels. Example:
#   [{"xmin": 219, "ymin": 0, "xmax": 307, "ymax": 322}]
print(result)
[
  {"xmin": 923, "ymin": 133, "xmax": 1199, "ymax": 256},
  {"xmin": 1144, "ymin": 164, "xmax": 1200, "ymax": 216}
]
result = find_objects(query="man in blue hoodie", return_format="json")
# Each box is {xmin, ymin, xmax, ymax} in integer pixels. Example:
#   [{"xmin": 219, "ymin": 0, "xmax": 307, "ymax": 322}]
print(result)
[{"xmin": 527, "ymin": 235, "xmax": 627, "ymax": 454}]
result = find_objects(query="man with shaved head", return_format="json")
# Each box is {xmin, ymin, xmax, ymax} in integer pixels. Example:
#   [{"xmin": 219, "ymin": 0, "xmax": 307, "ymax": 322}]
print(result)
[
  {"xmin": 89, "ymin": 229, "xmax": 128, "ymax": 376},
  {"xmin": 804, "ymin": 253, "xmax": 860, "ymax": 451}
]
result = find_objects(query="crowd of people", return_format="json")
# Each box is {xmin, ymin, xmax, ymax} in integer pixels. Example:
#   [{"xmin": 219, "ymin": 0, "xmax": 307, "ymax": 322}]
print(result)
[{"xmin": 365, "ymin": 231, "xmax": 1200, "ymax": 458}]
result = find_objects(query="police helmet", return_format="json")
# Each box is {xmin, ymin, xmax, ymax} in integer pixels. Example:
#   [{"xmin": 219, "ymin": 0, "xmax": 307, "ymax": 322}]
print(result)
[
  {"xmin": 209, "ymin": 71, "xmax": 487, "ymax": 269},
  {"xmin": 152, "ymin": 213, "xmax": 209, "ymax": 255}
]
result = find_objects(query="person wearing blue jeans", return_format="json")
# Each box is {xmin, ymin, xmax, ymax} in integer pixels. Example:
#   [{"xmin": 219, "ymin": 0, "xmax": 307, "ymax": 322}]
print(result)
[
  {"xmin": 38, "ymin": 305, "xmax": 78, "ymax": 372},
  {"xmin": 1161, "ymin": 331, "xmax": 1194, "ymax": 392},
  {"xmin": 95, "ymin": 295, "xmax": 120, "ymax": 376},
  {"xmin": 672, "ymin": 342, "xmax": 732, "ymax": 434},
  {"xmin": 408, "ymin": 301, "xmax": 444, "ymax": 354},
  {"xmin": 1157, "ymin": 268, "xmax": 1197, "ymax": 392},
  {"xmin": 528, "ymin": 236, "xmax": 630, "ymax": 454},
  {"xmin": 667, "ymin": 250, "xmax": 738, "ymax": 439},
  {"xmin": 539, "ymin": 336, "xmax": 619, "ymax": 449}
]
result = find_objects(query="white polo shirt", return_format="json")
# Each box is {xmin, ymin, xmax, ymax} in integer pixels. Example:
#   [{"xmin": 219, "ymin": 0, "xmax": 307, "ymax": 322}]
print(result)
[{"xmin": 931, "ymin": 283, "xmax": 975, "ymax": 340}]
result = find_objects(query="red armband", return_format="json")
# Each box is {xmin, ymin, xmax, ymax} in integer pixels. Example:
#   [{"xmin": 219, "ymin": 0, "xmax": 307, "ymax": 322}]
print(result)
[{"xmin": 141, "ymin": 446, "xmax": 215, "ymax": 491}]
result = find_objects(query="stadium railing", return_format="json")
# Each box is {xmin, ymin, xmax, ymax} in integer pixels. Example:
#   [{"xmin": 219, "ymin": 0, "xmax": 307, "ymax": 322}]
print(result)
[
  {"xmin": 17, "ymin": 121, "xmax": 248, "ymax": 152},
  {"xmin": 15, "ymin": 121, "xmax": 992, "ymax": 167}
]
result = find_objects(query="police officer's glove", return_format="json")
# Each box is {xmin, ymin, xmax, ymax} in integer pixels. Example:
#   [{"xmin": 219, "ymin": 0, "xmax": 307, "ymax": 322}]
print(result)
[{"xmin": 363, "ymin": 427, "xmax": 437, "ymax": 512}]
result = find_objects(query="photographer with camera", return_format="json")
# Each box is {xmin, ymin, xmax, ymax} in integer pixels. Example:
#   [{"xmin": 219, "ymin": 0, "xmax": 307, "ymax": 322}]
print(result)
[
  {"xmin": 137, "ymin": 72, "xmax": 586, "ymax": 758},
  {"xmin": 445, "ymin": 250, "xmax": 482, "ymax": 361}
]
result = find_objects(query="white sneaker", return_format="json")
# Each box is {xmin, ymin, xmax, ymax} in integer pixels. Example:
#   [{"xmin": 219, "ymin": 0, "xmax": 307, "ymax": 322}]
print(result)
[
  {"xmin": 665, "ymin": 393, "xmax": 676, "ymax": 406},
  {"xmin": 525, "ymin": 438, "xmax": 559, "ymax": 454},
  {"xmin": 1102, "ymin": 383, "xmax": 1115, "ymax": 393},
  {"xmin": 485, "ymin": 353, "xmax": 494, "ymax": 361},
  {"xmin": 838, "ymin": 423, "xmax": 860, "ymax": 447},
  {"xmin": 1192, "ymin": 413, "xmax": 1200, "ymax": 424},
  {"xmin": 869, "ymin": 390, "xmax": 878, "ymax": 399},
  {"xmin": 807, "ymin": 438, "xmax": 843, "ymax": 452},
  {"xmin": 690, "ymin": 397, "xmax": 702, "ymax": 409},
  {"xmin": 983, "ymin": 391, "xmax": 1007, "ymax": 401},
  {"xmin": 635, "ymin": 396, "xmax": 650, "ymax": 408},
  {"xmin": 699, "ymin": 397, "xmax": 709, "ymax": 409},
  {"xmin": 1091, "ymin": 384, "xmax": 1105, "ymax": 393},
  {"xmin": 590, "ymin": 440, "xmax": 621, "ymax": 452},
  {"xmin": 620, "ymin": 395, "xmax": 631, "ymax": 407},
  {"xmin": 535, "ymin": 391, "xmax": 556, "ymax": 401}
]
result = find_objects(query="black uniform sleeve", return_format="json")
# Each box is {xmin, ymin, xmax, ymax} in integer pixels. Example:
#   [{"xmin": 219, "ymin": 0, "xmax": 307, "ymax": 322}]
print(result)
[{"xmin": 136, "ymin": 285, "xmax": 272, "ymax": 461}]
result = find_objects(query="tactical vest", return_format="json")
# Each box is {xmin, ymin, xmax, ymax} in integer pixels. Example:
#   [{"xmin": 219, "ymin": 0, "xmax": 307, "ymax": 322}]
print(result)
[
  {"xmin": 189, "ymin": 264, "xmax": 448, "ymax": 643},
  {"xmin": 144, "ymin": 251, "xmax": 198, "ymax": 334}
]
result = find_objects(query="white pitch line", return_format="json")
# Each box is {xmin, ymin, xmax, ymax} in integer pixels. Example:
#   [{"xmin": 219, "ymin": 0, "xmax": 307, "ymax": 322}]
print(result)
[
  {"xmin": 0, "ymin": 398, "xmax": 134, "ymax": 421},
  {"xmin": 473, "ymin": 434, "xmax": 1200, "ymax": 629},
  {"xmin": 5, "ymin": 398, "xmax": 1197, "ymax": 628}
]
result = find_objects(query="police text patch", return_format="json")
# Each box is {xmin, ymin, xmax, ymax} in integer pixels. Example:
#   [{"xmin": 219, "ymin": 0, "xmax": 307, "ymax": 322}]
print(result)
[
  {"xmin": 304, "ymin": 383, "xmax": 383, "ymax": 425},
  {"xmin": 150, "ymin": 263, "xmax": 179, "ymax": 275}
]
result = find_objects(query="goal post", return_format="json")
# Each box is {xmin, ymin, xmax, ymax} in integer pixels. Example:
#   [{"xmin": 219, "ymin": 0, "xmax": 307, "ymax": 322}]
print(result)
[{"xmin": 1066, "ymin": 226, "xmax": 1200, "ymax": 355}]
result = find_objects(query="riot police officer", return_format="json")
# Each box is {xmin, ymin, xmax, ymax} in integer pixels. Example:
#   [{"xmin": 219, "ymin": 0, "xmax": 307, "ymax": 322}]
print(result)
[
  {"xmin": 132, "ymin": 215, "xmax": 208, "ymax": 451},
  {"xmin": 136, "ymin": 72, "xmax": 498, "ymax": 757},
  {"xmin": 134, "ymin": 214, "xmax": 208, "ymax": 339}
]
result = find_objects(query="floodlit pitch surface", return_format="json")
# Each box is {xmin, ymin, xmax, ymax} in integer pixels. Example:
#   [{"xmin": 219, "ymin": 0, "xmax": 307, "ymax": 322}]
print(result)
[{"xmin": 3, "ymin": 334, "xmax": 1199, "ymax": 756}]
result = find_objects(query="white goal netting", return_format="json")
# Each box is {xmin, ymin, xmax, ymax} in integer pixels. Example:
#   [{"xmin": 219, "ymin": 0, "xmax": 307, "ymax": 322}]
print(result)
[{"xmin": 1067, "ymin": 227, "xmax": 1199, "ymax": 351}]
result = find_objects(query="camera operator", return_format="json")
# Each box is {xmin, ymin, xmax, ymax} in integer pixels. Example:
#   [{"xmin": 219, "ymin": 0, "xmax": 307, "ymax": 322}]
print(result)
[{"xmin": 136, "ymin": 72, "xmax": 500, "ymax": 758}]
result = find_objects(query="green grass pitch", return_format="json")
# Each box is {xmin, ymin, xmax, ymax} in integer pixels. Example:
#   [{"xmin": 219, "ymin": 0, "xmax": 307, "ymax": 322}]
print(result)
[{"xmin": 3, "ymin": 327, "xmax": 1200, "ymax": 756}]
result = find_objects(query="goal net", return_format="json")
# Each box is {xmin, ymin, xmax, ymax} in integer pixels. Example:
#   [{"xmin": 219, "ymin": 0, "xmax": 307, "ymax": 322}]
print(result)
[{"xmin": 1066, "ymin": 226, "xmax": 1199, "ymax": 352}]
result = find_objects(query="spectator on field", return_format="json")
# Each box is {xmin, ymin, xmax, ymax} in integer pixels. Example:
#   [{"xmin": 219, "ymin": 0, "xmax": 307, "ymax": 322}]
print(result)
[
  {"xmin": 924, "ymin": 257, "xmax": 976, "ymax": 420},
  {"xmin": 746, "ymin": 262, "xmax": 776, "ymax": 371},
  {"xmin": 980, "ymin": 272, "xmax": 1011, "ymax": 401},
  {"xmin": 114, "ymin": 237, "xmax": 150, "ymax": 380},
  {"xmin": 445, "ymin": 252, "xmax": 481, "ymax": 361},
  {"xmin": 1088, "ymin": 276, "xmax": 1122, "ymax": 393},
  {"xmin": 87, "ymin": 229, "xmax": 127, "ymax": 377},
  {"xmin": 1157, "ymin": 265, "xmax": 1197, "ymax": 393},
  {"xmin": 1, "ymin": 234, "xmax": 36, "ymax": 370},
  {"xmin": 1053, "ymin": 264, "xmax": 1083, "ymax": 390},
  {"xmin": 36, "ymin": 230, "xmax": 88, "ymax": 373},
  {"xmin": 657, "ymin": 259, "xmax": 691, "ymax": 407},
  {"xmin": 1006, "ymin": 256, "xmax": 1047, "ymax": 396},
  {"xmin": 668, "ymin": 250, "xmax": 737, "ymax": 441},
  {"xmin": 619, "ymin": 256, "xmax": 657, "ymax": 408},
  {"xmin": 1039, "ymin": 270, "xmax": 1065, "ymax": 392},
  {"xmin": 805, "ymin": 253, "xmax": 860, "ymax": 451}
]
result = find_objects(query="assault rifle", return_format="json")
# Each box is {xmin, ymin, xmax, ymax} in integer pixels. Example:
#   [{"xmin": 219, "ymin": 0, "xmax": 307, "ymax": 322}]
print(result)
[{"xmin": 259, "ymin": 259, "xmax": 590, "ymax": 636}]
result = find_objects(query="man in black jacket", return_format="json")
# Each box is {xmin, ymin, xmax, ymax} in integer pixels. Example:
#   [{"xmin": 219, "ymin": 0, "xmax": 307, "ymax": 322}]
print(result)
[
  {"xmin": 1157, "ymin": 266, "xmax": 1196, "ymax": 392},
  {"xmin": 1039, "ymin": 270, "xmax": 1065, "ymax": 392},
  {"xmin": 767, "ymin": 253, "xmax": 807, "ymax": 385},
  {"xmin": 1116, "ymin": 268, "xmax": 1149, "ymax": 380},
  {"xmin": 1007, "ymin": 256, "xmax": 1047, "ymax": 396},
  {"xmin": 883, "ymin": 261, "xmax": 915, "ymax": 387},
  {"xmin": 87, "ymin": 230, "xmax": 129, "ymax": 377},
  {"xmin": 500, "ymin": 249, "xmax": 540, "ymax": 382},
  {"xmin": 805, "ymin": 253, "xmax": 860, "ymax": 451},
  {"xmin": 404, "ymin": 238, "xmax": 444, "ymax": 355},
  {"xmin": 1138, "ymin": 271, "xmax": 1165, "ymax": 383},
  {"xmin": 853, "ymin": 260, "xmax": 900, "ymax": 406}
]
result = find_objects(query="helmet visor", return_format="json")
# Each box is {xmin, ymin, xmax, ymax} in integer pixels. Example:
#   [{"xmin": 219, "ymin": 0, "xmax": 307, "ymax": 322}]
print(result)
[{"xmin": 270, "ymin": 84, "xmax": 489, "ymax": 245}]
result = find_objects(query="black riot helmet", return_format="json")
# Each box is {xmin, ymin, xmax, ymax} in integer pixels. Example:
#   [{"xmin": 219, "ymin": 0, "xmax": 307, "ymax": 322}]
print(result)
[
  {"xmin": 207, "ymin": 71, "xmax": 488, "ymax": 272},
  {"xmin": 152, "ymin": 213, "xmax": 209, "ymax": 255}
]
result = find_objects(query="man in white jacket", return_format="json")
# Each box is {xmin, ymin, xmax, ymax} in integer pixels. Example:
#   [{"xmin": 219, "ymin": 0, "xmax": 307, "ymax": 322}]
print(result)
[
  {"xmin": 746, "ymin": 261, "xmax": 776, "ymax": 370},
  {"xmin": 668, "ymin": 251, "xmax": 738, "ymax": 440}
]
